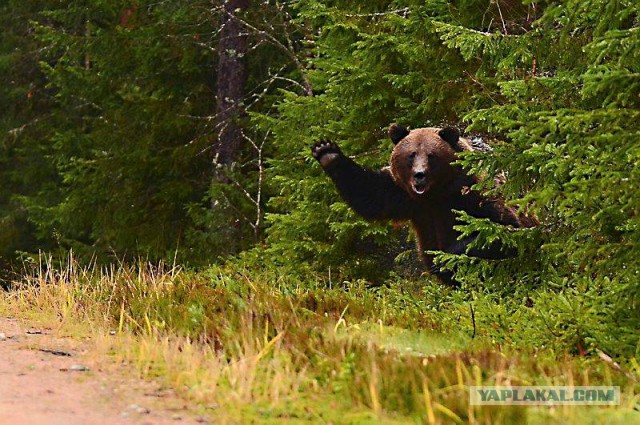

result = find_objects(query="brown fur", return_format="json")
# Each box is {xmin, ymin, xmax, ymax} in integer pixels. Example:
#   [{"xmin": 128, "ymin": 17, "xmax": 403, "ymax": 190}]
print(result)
[{"xmin": 389, "ymin": 127, "xmax": 472, "ymax": 199}]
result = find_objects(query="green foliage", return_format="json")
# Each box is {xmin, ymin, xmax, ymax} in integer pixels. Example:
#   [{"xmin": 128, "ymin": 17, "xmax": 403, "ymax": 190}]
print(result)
[
  {"xmin": 454, "ymin": 0, "xmax": 640, "ymax": 355},
  {"xmin": 30, "ymin": 1, "xmax": 222, "ymax": 261},
  {"xmin": 0, "ymin": 0, "xmax": 63, "ymax": 269},
  {"xmin": 0, "ymin": 1, "xmax": 303, "ymax": 265}
]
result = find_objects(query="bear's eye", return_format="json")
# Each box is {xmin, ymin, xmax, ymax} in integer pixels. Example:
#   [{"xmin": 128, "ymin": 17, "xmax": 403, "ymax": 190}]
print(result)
[{"xmin": 409, "ymin": 152, "xmax": 417, "ymax": 160}]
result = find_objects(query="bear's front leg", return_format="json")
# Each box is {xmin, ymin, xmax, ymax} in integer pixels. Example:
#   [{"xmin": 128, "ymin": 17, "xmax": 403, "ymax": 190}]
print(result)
[{"xmin": 311, "ymin": 140, "xmax": 414, "ymax": 221}]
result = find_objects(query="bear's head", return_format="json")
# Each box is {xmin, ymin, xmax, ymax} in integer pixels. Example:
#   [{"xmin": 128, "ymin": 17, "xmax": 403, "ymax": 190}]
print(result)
[{"xmin": 388, "ymin": 124, "xmax": 471, "ymax": 199}]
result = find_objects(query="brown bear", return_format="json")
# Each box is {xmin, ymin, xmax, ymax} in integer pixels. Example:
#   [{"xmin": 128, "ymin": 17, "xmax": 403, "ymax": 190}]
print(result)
[{"xmin": 311, "ymin": 124, "xmax": 535, "ymax": 285}]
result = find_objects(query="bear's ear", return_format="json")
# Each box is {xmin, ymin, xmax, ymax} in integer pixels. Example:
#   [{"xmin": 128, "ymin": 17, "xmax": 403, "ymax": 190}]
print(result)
[
  {"xmin": 438, "ymin": 127, "xmax": 461, "ymax": 149},
  {"xmin": 388, "ymin": 123, "xmax": 410, "ymax": 144}
]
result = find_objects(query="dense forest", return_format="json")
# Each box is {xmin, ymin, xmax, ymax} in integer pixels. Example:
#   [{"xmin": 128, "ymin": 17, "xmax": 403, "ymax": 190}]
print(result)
[{"xmin": 1, "ymin": 0, "xmax": 639, "ymax": 361}]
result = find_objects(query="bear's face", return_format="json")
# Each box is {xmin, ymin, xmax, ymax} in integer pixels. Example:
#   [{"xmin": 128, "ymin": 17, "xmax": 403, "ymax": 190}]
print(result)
[{"xmin": 388, "ymin": 125, "xmax": 467, "ymax": 199}]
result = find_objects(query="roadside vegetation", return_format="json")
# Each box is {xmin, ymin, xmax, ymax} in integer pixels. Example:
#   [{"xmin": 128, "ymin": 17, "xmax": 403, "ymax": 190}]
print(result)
[{"xmin": 2, "ymin": 254, "xmax": 638, "ymax": 423}]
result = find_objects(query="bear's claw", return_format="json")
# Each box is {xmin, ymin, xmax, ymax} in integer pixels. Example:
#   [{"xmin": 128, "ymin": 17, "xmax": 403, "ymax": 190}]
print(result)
[{"xmin": 311, "ymin": 140, "xmax": 341, "ymax": 167}]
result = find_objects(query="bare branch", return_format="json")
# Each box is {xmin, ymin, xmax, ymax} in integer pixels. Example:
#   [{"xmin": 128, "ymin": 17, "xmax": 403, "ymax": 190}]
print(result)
[{"xmin": 213, "ymin": 4, "xmax": 313, "ymax": 96}]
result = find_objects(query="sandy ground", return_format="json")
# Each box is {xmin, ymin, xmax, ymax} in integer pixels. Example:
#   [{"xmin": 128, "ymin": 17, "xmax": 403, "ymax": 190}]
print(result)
[{"xmin": 0, "ymin": 317, "xmax": 204, "ymax": 425}]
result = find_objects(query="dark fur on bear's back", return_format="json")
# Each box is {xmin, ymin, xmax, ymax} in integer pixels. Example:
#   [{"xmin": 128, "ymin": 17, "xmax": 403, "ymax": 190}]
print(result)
[{"xmin": 311, "ymin": 124, "xmax": 535, "ymax": 285}]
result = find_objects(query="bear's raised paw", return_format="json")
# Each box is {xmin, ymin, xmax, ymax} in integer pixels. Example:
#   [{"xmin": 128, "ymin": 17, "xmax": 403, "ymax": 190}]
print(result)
[{"xmin": 311, "ymin": 140, "xmax": 342, "ymax": 168}]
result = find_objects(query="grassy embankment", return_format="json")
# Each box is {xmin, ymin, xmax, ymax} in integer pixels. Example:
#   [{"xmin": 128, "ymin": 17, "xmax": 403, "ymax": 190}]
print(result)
[{"xmin": 1, "ymin": 255, "xmax": 638, "ymax": 424}]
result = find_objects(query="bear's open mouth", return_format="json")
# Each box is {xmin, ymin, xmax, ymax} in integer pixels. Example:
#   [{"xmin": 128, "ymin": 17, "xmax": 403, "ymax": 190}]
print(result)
[{"xmin": 412, "ymin": 181, "xmax": 428, "ymax": 195}]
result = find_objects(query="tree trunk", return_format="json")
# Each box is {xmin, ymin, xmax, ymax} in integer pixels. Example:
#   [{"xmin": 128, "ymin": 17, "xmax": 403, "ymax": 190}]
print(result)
[
  {"xmin": 210, "ymin": 0, "xmax": 250, "ymax": 253},
  {"xmin": 214, "ymin": 0, "xmax": 250, "ymax": 166}
]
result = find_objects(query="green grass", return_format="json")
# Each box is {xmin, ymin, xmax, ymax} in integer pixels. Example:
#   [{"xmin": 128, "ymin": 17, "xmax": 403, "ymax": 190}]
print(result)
[{"xmin": 1, "ymin": 256, "xmax": 639, "ymax": 424}]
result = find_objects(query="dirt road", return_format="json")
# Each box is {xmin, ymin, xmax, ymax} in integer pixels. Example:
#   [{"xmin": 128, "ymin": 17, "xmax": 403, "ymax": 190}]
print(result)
[{"xmin": 0, "ymin": 317, "xmax": 202, "ymax": 425}]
